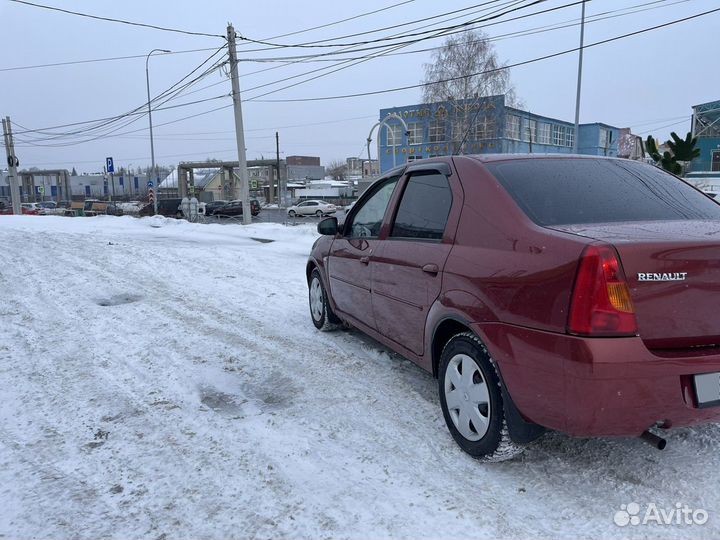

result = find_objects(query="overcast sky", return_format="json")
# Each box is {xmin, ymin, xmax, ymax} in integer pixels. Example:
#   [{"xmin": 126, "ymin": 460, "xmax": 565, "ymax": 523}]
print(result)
[{"xmin": 2, "ymin": 0, "xmax": 718, "ymax": 174}]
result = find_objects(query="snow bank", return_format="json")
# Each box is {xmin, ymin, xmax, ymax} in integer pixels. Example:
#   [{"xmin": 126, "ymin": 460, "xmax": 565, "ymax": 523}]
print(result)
[{"xmin": 0, "ymin": 215, "xmax": 718, "ymax": 539}]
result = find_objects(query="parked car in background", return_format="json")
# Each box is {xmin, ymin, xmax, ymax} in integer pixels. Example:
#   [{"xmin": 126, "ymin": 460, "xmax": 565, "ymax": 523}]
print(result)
[
  {"xmin": 139, "ymin": 198, "xmax": 183, "ymax": 218},
  {"xmin": 0, "ymin": 201, "xmax": 12, "ymax": 215},
  {"xmin": 205, "ymin": 200, "xmax": 229, "ymax": 216},
  {"xmin": 20, "ymin": 203, "xmax": 45, "ymax": 215},
  {"xmin": 307, "ymin": 155, "xmax": 720, "ymax": 461},
  {"xmin": 287, "ymin": 200, "xmax": 337, "ymax": 217},
  {"xmin": 37, "ymin": 201, "xmax": 57, "ymax": 210},
  {"xmin": 214, "ymin": 199, "xmax": 261, "ymax": 217}
]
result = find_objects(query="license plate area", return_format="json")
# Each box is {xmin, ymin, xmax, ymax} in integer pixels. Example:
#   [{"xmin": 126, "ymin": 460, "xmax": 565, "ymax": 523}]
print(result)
[{"xmin": 694, "ymin": 372, "xmax": 720, "ymax": 408}]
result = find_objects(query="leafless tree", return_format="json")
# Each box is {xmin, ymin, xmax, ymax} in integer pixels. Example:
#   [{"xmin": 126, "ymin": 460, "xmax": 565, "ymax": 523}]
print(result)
[
  {"xmin": 327, "ymin": 160, "xmax": 347, "ymax": 181},
  {"xmin": 422, "ymin": 29, "xmax": 521, "ymax": 153}
]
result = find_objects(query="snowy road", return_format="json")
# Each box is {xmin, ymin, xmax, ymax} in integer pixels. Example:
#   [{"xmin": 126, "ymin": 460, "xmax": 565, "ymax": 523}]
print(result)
[{"xmin": 1, "ymin": 215, "xmax": 719, "ymax": 539}]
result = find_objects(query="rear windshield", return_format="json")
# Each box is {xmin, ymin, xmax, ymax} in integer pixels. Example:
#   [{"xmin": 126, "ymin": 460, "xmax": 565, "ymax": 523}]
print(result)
[{"xmin": 486, "ymin": 159, "xmax": 720, "ymax": 226}]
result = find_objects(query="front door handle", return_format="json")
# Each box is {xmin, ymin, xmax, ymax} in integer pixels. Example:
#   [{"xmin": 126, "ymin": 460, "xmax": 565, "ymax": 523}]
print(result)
[
  {"xmin": 360, "ymin": 256, "xmax": 370, "ymax": 265},
  {"xmin": 422, "ymin": 263, "xmax": 439, "ymax": 275}
]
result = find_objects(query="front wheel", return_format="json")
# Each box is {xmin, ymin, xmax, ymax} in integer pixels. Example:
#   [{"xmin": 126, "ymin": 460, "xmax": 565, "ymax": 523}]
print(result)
[
  {"xmin": 288, "ymin": 210, "xmax": 296, "ymax": 217},
  {"xmin": 309, "ymin": 268, "xmax": 340, "ymax": 331},
  {"xmin": 438, "ymin": 332, "xmax": 524, "ymax": 462},
  {"xmin": 315, "ymin": 210, "xmax": 323, "ymax": 217}
]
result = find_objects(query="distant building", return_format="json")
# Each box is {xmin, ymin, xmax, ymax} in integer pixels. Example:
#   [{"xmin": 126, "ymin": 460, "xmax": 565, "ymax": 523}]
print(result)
[
  {"xmin": 0, "ymin": 170, "xmax": 152, "ymax": 200},
  {"xmin": 286, "ymin": 155, "xmax": 320, "ymax": 166},
  {"xmin": 377, "ymin": 95, "xmax": 623, "ymax": 173},
  {"xmin": 690, "ymin": 100, "xmax": 720, "ymax": 175},
  {"xmin": 346, "ymin": 157, "xmax": 378, "ymax": 178}
]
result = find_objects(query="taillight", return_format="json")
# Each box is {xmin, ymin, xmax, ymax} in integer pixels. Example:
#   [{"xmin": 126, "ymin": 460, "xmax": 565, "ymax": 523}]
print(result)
[{"xmin": 568, "ymin": 244, "xmax": 638, "ymax": 337}]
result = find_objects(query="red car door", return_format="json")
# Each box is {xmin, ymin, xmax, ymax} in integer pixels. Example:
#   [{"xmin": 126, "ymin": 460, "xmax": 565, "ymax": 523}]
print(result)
[
  {"xmin": 371, "ymin": 162, "xmax": 462, "ymax": 356},
  {"xmin": 327, "ymin": 175, "xmax": 401, "ymax": 328}
]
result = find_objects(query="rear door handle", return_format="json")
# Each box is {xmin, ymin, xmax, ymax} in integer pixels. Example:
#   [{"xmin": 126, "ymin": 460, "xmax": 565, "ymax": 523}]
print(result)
[
  {"xmin": 422, "ymin": 263, "xmax": 439, "ymax": 275},
  {"xmin": 360, "ymin": 256, "xmax": 370, "ymax": 265}
]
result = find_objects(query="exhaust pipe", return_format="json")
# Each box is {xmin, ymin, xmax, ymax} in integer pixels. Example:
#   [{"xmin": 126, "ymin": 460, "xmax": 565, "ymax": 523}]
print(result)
[{"xmin": 640, "ymin": 430, "xmax": 667, "ymax": 450}]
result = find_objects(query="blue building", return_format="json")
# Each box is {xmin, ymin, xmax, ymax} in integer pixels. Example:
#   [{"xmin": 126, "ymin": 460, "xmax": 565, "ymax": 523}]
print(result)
[
  {"xmin": 690, "ymin": 100, "xmax": 720, "ymax": 174},
  {"xmin": 377, "ymin": 95, "xmax": 620, "ymax": 173}
]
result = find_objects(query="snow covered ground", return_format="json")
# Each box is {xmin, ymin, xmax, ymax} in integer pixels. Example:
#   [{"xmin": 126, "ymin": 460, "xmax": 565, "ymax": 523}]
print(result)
[{"xmin": 1, "ymin": 215, "xmax": 719, "ymax": 539}]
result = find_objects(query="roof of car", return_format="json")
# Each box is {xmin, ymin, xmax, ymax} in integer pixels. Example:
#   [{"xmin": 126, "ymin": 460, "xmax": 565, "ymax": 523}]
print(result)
[{"xmin": 465, "ymin": 153, "xmax": 625, "ymax": 164}]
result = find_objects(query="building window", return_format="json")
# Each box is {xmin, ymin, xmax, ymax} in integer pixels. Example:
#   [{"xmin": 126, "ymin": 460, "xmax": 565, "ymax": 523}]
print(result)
[
  {"xmin": 506, "ymin": 115, "xmax": 521, "ymax": 140},
  {"xmin": 524, "ymin": 119, "xmax": 537, "ymax": 143},
  {"xmin": 538, "ymin": 123, "xmax": 551, "ymax": 144},
  {"xmin": 407, "ymin": 122, "xmax": 423, "ymax": 145},
  {"xmin": 566, "ymin": 127, "xmax": 575, "ymax": 148},
  {"xmin": 475, "ymin": 116, "xmax": 496, "ymax": 140},
  {"xmin": 387, "ymin": 124, "xmax": 403, "ymax": 147},
  {"xmin": 599, "ymin": 128, "xmax": 612, "ymax": 148},
  {"xmin": 428, "ymin": 119, "xmax": 446, "ymax": 143},
  {"xmin": 552, "ymin": 125, "xmax": 566, "ymax": 146},
  {"xmin": 407, "ymin": 155, "xmax": 424, "ymax": 162}
]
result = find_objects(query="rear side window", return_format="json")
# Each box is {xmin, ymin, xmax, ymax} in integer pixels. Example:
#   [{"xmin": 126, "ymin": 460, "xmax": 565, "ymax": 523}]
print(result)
[
  {"xmin": 391, "ymin": 172, "xmax": 453, "ymax": 240},
  {"xmin": 487, "ymin": 159, "xmax": 720, "ymax": 226}
]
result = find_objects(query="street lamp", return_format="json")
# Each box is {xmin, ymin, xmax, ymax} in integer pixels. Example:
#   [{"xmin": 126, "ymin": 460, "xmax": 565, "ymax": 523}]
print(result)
[{"xmin": 146, "ymin": 48, "xmax": 170, "ymax": 214}]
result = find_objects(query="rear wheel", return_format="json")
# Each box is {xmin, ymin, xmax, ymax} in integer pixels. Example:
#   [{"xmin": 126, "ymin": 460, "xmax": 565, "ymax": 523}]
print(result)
[
  {"xmin": 438, "ymin": 332, "xmax": 524, "ymax": 462},
  {"xmin": 309, "ymin": 268, "xmax": 340, "ymax": 331}
]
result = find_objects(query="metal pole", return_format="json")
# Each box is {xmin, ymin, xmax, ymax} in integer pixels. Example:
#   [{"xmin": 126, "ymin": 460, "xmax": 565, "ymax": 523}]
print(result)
[
  {"xmin": 2, "ymin": 117, "xmax": 22, "ymax": 215},
  {"xmin": 227, "ymin": 24, "xmax": 252, "ymax": 225},
  {"xmin": 572, "ymin": 0, "xmax": 586, "ymax": 154},
  {"xmin": 146, "ymin": 48, "xmax": 170, "ymax": 215},
  {"xmin": 275, "ymin": 131, "xmax": 280, "ymax": 205}
]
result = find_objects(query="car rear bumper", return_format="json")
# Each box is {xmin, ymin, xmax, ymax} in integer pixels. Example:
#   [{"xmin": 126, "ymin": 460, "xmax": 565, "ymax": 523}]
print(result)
[{"xmin": 477, "ymin": 322, "xmax": 720, "ymax": 437}]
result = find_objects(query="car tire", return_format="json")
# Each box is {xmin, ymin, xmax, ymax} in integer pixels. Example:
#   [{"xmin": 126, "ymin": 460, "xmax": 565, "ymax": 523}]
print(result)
[
  {"xmin": 175, "ymin": 211, "xmax": 183, "ymax": 219},
  {"xmin": 288, "ymin": 210, "xmax": 296, "ymax": 217},
  {"xmin": 438, "ymin": 332, "xmax": 524, "ymax": 462},
  {"xmin": 315, "ymin": 210, "xmax": 323, "ymax": 217},
  {"xmin": 309, "ymin": 268, "xmax": 341, "ymax": 331}
]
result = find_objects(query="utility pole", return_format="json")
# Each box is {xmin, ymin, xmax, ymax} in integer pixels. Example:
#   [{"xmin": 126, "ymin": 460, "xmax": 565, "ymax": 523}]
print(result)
[
  {"xmin": 227, "ymin": 24, "xmax": 251, "ymax": 225},
  {"xmin": 2, "ymin": 117, "xmax": 22, "ymax": 215},
  {"xmin": 572, "ymin": 0, "xmax": 586, "ymax": 154},
  {"xmin": 275, "ymin": 131, "xmax": 280, "ymax": 206}
]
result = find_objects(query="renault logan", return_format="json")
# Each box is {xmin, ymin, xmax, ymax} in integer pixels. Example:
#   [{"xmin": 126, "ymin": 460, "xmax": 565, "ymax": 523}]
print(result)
[{"xmin": 305, "ymin": 155, "xmax": 720, "ymax": 461}]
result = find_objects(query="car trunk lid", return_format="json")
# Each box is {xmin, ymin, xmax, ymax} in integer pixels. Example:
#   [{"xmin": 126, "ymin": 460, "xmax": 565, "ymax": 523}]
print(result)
[{"xmin": 553, "ymin": 220, "xmax": 720, "ymax": 349}]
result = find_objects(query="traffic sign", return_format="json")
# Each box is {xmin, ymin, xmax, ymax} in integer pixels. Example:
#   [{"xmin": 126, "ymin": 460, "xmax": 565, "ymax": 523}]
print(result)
[
  {"xmin": 38, "ymin": 186, "xmax": 45, "ymax": 194},
  {"xmin": 106, "ymin": 157, "xmax": 114, "ymax": 173},
  {"xmin": 147, "ymin": 180, "xmax": 154, "ymax": 188},
  {"xmin": 148, "ymin": 188, "xmax": 155, "ymax": 202}
]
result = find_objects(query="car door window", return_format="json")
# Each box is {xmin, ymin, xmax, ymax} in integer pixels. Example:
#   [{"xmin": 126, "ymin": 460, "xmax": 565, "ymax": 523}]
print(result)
[
  {"xmin": 390, "ymin": 171, "xmax": 452, "ymax": 240},
  {"xmin": 347, "ymin": 176, "xmax": 400, "ymax": 238}
]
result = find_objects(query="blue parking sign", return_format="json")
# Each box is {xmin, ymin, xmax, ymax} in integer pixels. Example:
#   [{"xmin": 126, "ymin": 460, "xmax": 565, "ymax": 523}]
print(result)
[{"xmin": 106, "ymin": 157, "xmax": 114, "ymax": 173}]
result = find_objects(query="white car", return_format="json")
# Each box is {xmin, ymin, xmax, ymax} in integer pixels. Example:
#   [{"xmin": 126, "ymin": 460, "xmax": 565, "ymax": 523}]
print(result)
[{"xmin": 287, "ymin": 200, "xmax": 337, "ymax": 217}]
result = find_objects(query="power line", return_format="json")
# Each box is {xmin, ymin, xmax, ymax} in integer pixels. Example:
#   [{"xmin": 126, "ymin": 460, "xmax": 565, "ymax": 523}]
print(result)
[
  {"xmin": 235, "ymin": 0, "xmax": 584, "ymax": 59},
  {"xmin": 9, "ymin": 0, "xmax": 225, "ymax": 39},
  {"xmin": 248, "ymin": 7, "xmax": 720, "ymax": 103},
  {"xmin": 237, "ymin": 0, "xmax": 549, "ymax": 49},
  {"xmin": 242, "ymin": 0, "xmax": 418, "ymax": 43},
  {"xmin": 13, "ymin": 46, "xmax": 228, "ymax": 138},
  {"xmin": 235, "ymin": 0, "xmax": 679, "ymax": 101},
  {"xmin": 0, "ymin": 47, "xmax": 220, "ymax": 73},
  {"xmin": 239, "ymin": 0, "xmax": 507, "ymax": 49},
  {"xmin": 238, "ymin": 1, "xmax": 525, "ymax": 97},
  {"xmin": 238, "ymin": 0, "xmax": 685, "ymax": 64}
]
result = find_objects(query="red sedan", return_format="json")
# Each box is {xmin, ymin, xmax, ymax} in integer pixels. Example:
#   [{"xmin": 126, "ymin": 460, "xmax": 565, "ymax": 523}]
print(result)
[{"xmin": 306, "ymin": 155, "xmax": 720, "ymax": 460}]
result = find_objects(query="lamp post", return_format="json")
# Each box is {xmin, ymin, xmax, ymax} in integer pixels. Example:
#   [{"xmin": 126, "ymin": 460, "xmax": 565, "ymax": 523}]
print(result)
[
  {"xmin": 572, "ymin": 0, "xmax": 586, "ymax": 154},
  {"xmin": 146, "ymin": 48, "xmax": 170, "ymax": 214}
]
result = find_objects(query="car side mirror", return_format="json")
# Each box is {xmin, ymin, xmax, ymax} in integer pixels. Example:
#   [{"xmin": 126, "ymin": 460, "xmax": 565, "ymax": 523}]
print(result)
[{"xmin": 317, "ymin": 216, "xmax": 338, "ymax": 236}]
